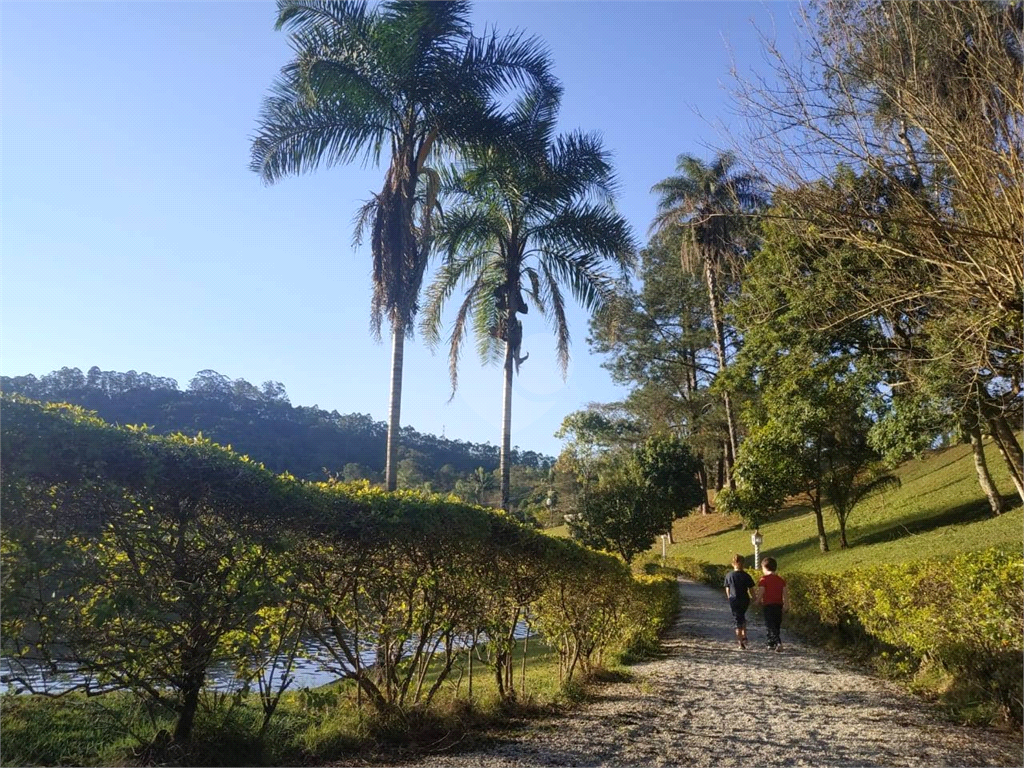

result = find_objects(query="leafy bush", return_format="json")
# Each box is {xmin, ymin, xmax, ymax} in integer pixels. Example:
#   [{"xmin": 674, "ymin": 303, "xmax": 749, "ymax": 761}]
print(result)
[
  {"xmin": 616, "ymin": 574, "xmax": 679, "ymax": 662},
  {"xmin": 666, "ymin": 556, "xmax": 729, "ymax": 587},
  {"xmin": 787, "ymin": 548, "xmax": 1023, "ymax": 725},
  {"xmin": 1, "ymin": 395, "xmax": 673, "ymax": 759}
]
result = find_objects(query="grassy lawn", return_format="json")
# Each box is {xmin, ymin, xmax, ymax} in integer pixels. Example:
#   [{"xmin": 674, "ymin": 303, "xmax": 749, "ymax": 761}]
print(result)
[
  {"xmin": 645, "ymin": 438, "xmax": 1022, "ymax": 574},
  {"xmin": 544, "ymin": 438, "xmax": 1022, "ymax": 575}
]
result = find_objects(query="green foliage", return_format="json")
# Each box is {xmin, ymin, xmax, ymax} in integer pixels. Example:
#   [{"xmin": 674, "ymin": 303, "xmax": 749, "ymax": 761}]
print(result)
[
  {"xmin": 0, "ymin": 366, "xmax": 555, "ymax": 482},
  {"xmin": 615, "ymin": 574, "xmax": 679, "ymax": 662},
  {"xmin": 587, "ymin": 230, "xmax": 723, "ymax": 477},
  {"xmin": 787, "ymin": 549, "xmax": 1023, "ymax": 725},
  {"xmin": 1, "ymin": 395, "xmax": 668, "ymax": 758},
  {"xmin": 569, "ymin": 465, "xmax": 669, "ymax": 564},
  {"xmin": 716, "ymin": 421, "xmax": 802, "ymax": 528},
  {"xmin": 633, "ymin": 434, "xmax": 703, "ymax": 519},
  {"xmin": 532, "ymin": 544, "xmax": 634, "ymax": 683},
  {"xmin": 565, "ymin": 434, "xmax": 702, "ymax": 563}
]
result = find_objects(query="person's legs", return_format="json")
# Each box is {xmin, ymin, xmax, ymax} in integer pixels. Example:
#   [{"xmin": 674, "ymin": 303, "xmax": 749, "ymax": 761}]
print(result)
[
  {"xmin": 763, "ymin": 604, "xmax": 782, "ymax": 648},
  {"xmin": 730, "ymin": 599, "xmax": 749, "ymax": 647}
]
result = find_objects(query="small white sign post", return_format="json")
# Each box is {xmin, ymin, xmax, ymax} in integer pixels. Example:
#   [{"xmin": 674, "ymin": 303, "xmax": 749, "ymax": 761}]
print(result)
[{"xmin": 752, "ymin": 529, "xmax": 763, "ymax": 570}]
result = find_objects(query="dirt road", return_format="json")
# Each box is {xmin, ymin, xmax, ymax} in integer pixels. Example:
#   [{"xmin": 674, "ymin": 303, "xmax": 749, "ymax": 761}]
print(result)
[{"xmin": 413, "ymin": 578, "xmax": 1022, "ymax": 767}]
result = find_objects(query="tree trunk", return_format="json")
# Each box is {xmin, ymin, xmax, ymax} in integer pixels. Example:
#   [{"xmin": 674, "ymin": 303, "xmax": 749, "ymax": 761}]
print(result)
[
  {"xmin": 173, "ymin": 677, "xmax": 203, "ymax": 743},
  {"xmin": 813, "ymin": 499, "xmax": 830, "ymax": 552},
  {"xmin": 500, "ymin": 332, "xmax": 514, "ymax": 514},
  {"xmin": 703, "ymin": 259, "xmax": 738, "ymax": 483},
  {"xmin": 838, "ymin": 515, "xmax": 849, "ymax": 549},
  {"xmin": 723, "ymin": 427, "xmax": 737, "ymax": 492},
  {"xmin": 697, "ymin": 460, "xmax": 711, "ymax": 514},
  {"xmin": 468, "ymin": 633, "xmax": 476, "ymax": 703},
  {"xmin": 986, "ymin": 415, "xmax": 1024, "ymax": 502},
  {"xmin": 384, "ymin": 328, "xmax": 405, "ymax": 491},
  {"xmin": 716, "ymin": 453, "xmax": 725, "ymax": 493},
  {"xmin": 970, "ymin": 424, "xmax": 1004, "ymax": 515}
]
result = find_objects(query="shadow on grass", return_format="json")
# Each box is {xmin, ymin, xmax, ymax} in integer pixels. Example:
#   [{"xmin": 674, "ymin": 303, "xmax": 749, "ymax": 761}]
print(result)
[
  {"xmin": 693, "ymin": 521, "xmax": 742, "ymax": 538},
  {"xmin": 853, "ymin": 496, "xmax": 1021, "ymax": 548},
  {"xmin": 900, "ymin": 450, "xmax": 970, "ymax": 483},
  {"xmin": 771, "ymin": 501, "xmax": 818, "ymax": 524},
  {"xmin": 757, "ymin": 494, "xmax": 1021, "ymax": 565}
]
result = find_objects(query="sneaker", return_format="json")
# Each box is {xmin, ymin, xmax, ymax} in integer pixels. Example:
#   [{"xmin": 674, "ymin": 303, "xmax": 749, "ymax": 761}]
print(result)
[
  {"xmin": 740, "ymin": 640, "xmax": 747, "ymax": 649},
  {"xmin": 766, "ymin": 643, "xmax": 775, "ymax": 651},
  {"xmin": 775, "ymin": 644, "xmax": 784, "ymax": 653}
]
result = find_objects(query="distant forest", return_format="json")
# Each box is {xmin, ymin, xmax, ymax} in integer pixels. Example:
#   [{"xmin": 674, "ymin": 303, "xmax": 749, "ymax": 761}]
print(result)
[{"xmin": 1, "ymin": 367, "xmax": 557, "ymax": 517}]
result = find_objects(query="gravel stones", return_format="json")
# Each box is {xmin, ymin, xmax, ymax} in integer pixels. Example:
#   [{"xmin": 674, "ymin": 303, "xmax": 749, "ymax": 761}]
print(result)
[{"xmin": 403, "ymin": 579, "xmax": 1021, "ymax": 768}]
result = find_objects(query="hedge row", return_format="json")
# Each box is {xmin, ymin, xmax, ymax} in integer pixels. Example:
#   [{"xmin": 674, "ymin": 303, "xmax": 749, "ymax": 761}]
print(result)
[
  {"xmin": 787, "ymin": 550, "xmax": 1023, "ymax": 724},
  {"xmin": 0, "ymin": 396, "xmax": 670, "ymax": 750}
]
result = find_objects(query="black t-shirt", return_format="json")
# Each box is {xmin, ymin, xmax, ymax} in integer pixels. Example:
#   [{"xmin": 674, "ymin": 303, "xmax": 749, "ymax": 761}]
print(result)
[{"xmin": 724, "ymin": 569, "xmax": 755, "ymax": 602}]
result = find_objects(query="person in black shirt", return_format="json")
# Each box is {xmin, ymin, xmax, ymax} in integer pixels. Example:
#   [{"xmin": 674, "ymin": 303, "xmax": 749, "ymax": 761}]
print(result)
[{"xmin": 723, "ymin": 553, "xmax": 756, "ymax": 649}]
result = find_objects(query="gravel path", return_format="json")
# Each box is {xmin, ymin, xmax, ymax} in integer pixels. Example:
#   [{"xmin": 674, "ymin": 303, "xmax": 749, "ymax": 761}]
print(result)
[{"xmin": 412, "ymin": 578, "xmax": 1022, "ymax": 768}]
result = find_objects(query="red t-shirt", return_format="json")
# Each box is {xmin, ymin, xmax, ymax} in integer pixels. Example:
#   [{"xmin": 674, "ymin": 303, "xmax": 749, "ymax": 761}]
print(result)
[{"xmin": 758, "ymin": 573, "xmax": 786, "ymax": 605}]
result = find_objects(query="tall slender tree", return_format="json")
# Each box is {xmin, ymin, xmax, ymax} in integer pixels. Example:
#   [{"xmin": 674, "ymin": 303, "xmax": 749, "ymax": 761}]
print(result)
[
  {"xmin": 422, "ymin": 88, "xmax": 635, "ymax": 512},
  {"xmin": 251, "ymin": 0, "xmax": 556, "ymax": 489},
  {"xmin": 649, "ymin": 152, "xmax": 767, "ymax": 489}
]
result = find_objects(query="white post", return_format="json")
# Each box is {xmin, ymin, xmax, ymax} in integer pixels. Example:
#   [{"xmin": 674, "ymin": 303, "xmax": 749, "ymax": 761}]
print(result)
[
  {"xmin": 752, "ymin": 529, "xmax": 763, "ymax": 570},
  {"xmin": 661, "ymin": 534, "xmax": 667, "ymax": 563}
]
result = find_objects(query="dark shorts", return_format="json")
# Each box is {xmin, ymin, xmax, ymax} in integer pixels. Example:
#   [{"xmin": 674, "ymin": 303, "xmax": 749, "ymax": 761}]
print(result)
[{"xmin": 729, "ymin": 598, "xmax": 750, "ymax": 628}]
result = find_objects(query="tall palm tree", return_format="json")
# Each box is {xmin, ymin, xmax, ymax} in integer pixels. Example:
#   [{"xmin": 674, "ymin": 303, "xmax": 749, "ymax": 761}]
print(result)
[
  {"xmin": 251, "ymin": 0, "xmax": 556, "ymax": 490},
  {"xmin": 650, "ymin": 152, "xmax": 767, "ymax": 489},
  {"xmin": 422, "ymin": 88, "xmax": 635, "ymax": 513}
]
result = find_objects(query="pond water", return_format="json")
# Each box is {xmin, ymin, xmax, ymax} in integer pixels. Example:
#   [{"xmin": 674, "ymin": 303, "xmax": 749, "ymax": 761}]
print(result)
[{"xmin": 1, "ymin": 623, "xmax": 533, "ymax": 695}]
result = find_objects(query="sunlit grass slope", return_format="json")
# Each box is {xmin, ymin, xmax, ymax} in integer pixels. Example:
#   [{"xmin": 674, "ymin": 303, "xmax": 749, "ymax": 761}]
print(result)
[{"xmin": 658, "ymin": 438, "xmax": 1021, "ymax": 574}]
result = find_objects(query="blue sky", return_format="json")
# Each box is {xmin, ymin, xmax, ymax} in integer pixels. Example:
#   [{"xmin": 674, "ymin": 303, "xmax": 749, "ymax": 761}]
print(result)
[{"xmin": 1, "ymin": 1, "xmax": 797, "ymax": 458}]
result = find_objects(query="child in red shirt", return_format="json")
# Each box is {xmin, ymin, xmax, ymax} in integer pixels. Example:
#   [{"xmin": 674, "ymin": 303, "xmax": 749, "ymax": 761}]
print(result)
[{"xmin": 756, "ymin": 556, "xmax": 789, "ymax": 652}]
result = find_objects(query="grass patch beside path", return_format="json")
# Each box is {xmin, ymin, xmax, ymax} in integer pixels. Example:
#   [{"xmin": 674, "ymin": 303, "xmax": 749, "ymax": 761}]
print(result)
[{"xmin": 650, "ymin": 438, "xmax": 1021, "ymax": 574}]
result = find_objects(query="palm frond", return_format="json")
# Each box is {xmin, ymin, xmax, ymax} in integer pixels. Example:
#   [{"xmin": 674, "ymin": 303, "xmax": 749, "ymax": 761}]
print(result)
[
  {"xmin": 274, "ymin": 0, "xmax": 369, "ymax": 35},
  {"xmin": 472, "ymin": 266, "xmax": 505, "ymax": 366},
  {"xmin": 539, "ymin": 261, "xmax": 571, "ymax": 377},
  {"xmin": 434, "ymin": 204, "xmax": 503, "ymax": 259},
  {"xmin": 250, "ymin": 84, "xmax": 390, "ymax": 182},
  {"xmin": 523, "ymin": 266, "xmax": 545, "ymax": 314},
  {"xmin": 547, "ymin": 130, "xmax": 617, "ymax": 204},
  {"xmin": 352, "ymin": 193, "xmax": 382, "ymax": 249},
  {"xmin": 458, "ymin": 27, "xmax": 558, "ymax": 99},
  {"xmin": 532, "ymin": 203, "xmax": 635, "ymax": 270},
  {"xmin": 420, "ymin": 248, "xmax": 487, "ymax": 348},
  {"xmin": 444, "ymin": 272, "xmax": 486, "ymax": 398}
]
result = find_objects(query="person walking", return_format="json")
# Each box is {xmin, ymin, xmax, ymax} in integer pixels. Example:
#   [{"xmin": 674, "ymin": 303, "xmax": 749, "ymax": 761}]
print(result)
[
  {"xmin": 756, "ymin": 556, "xmax": 789, "ymax": 651},
  {"xmin": 723, "ymin": 553, "xmax": 756, "ymax": 649}
]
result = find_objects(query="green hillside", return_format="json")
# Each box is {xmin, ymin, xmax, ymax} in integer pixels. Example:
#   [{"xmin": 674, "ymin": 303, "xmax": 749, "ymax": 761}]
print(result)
[{"xmin": 597, "ymin": 438, "xmax": 1021, "ymax": 574}]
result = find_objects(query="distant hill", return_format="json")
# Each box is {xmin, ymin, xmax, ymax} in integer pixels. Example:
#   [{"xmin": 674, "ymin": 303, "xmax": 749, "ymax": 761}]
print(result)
[{"xmin": 0, "ymin": 367, "xmax": 554, "ymax": 485}]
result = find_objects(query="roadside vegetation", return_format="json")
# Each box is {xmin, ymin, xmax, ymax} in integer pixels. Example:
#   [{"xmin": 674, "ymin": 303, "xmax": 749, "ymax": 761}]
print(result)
[
  {"xmin": 631, "ymin": 439, "xmax": 1023, "ymax": 728},
  {"xmin": 1, "ymin": 397, "xmax": 677, "ymax": 767},
  {"xmin": 1, "ymin": 636, "xmax": 574, "ymax": 767}
]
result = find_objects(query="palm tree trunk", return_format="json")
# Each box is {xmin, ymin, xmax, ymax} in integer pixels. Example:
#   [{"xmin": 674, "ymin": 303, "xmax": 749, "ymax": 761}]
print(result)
[
  {"xmin": 970, "ymin": 424, "xmax": 1005, "ymax": 515},
  {"xmin": 500, "ymin": 335, "xmax": 514, "ymax": 514},
  {"xmin": 703, "ymin": 259, "xmax": 738, "ymax": 488},
  {"xmin": 384, "ymin": 328, "xmax": 405, "ymax": 491}
]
